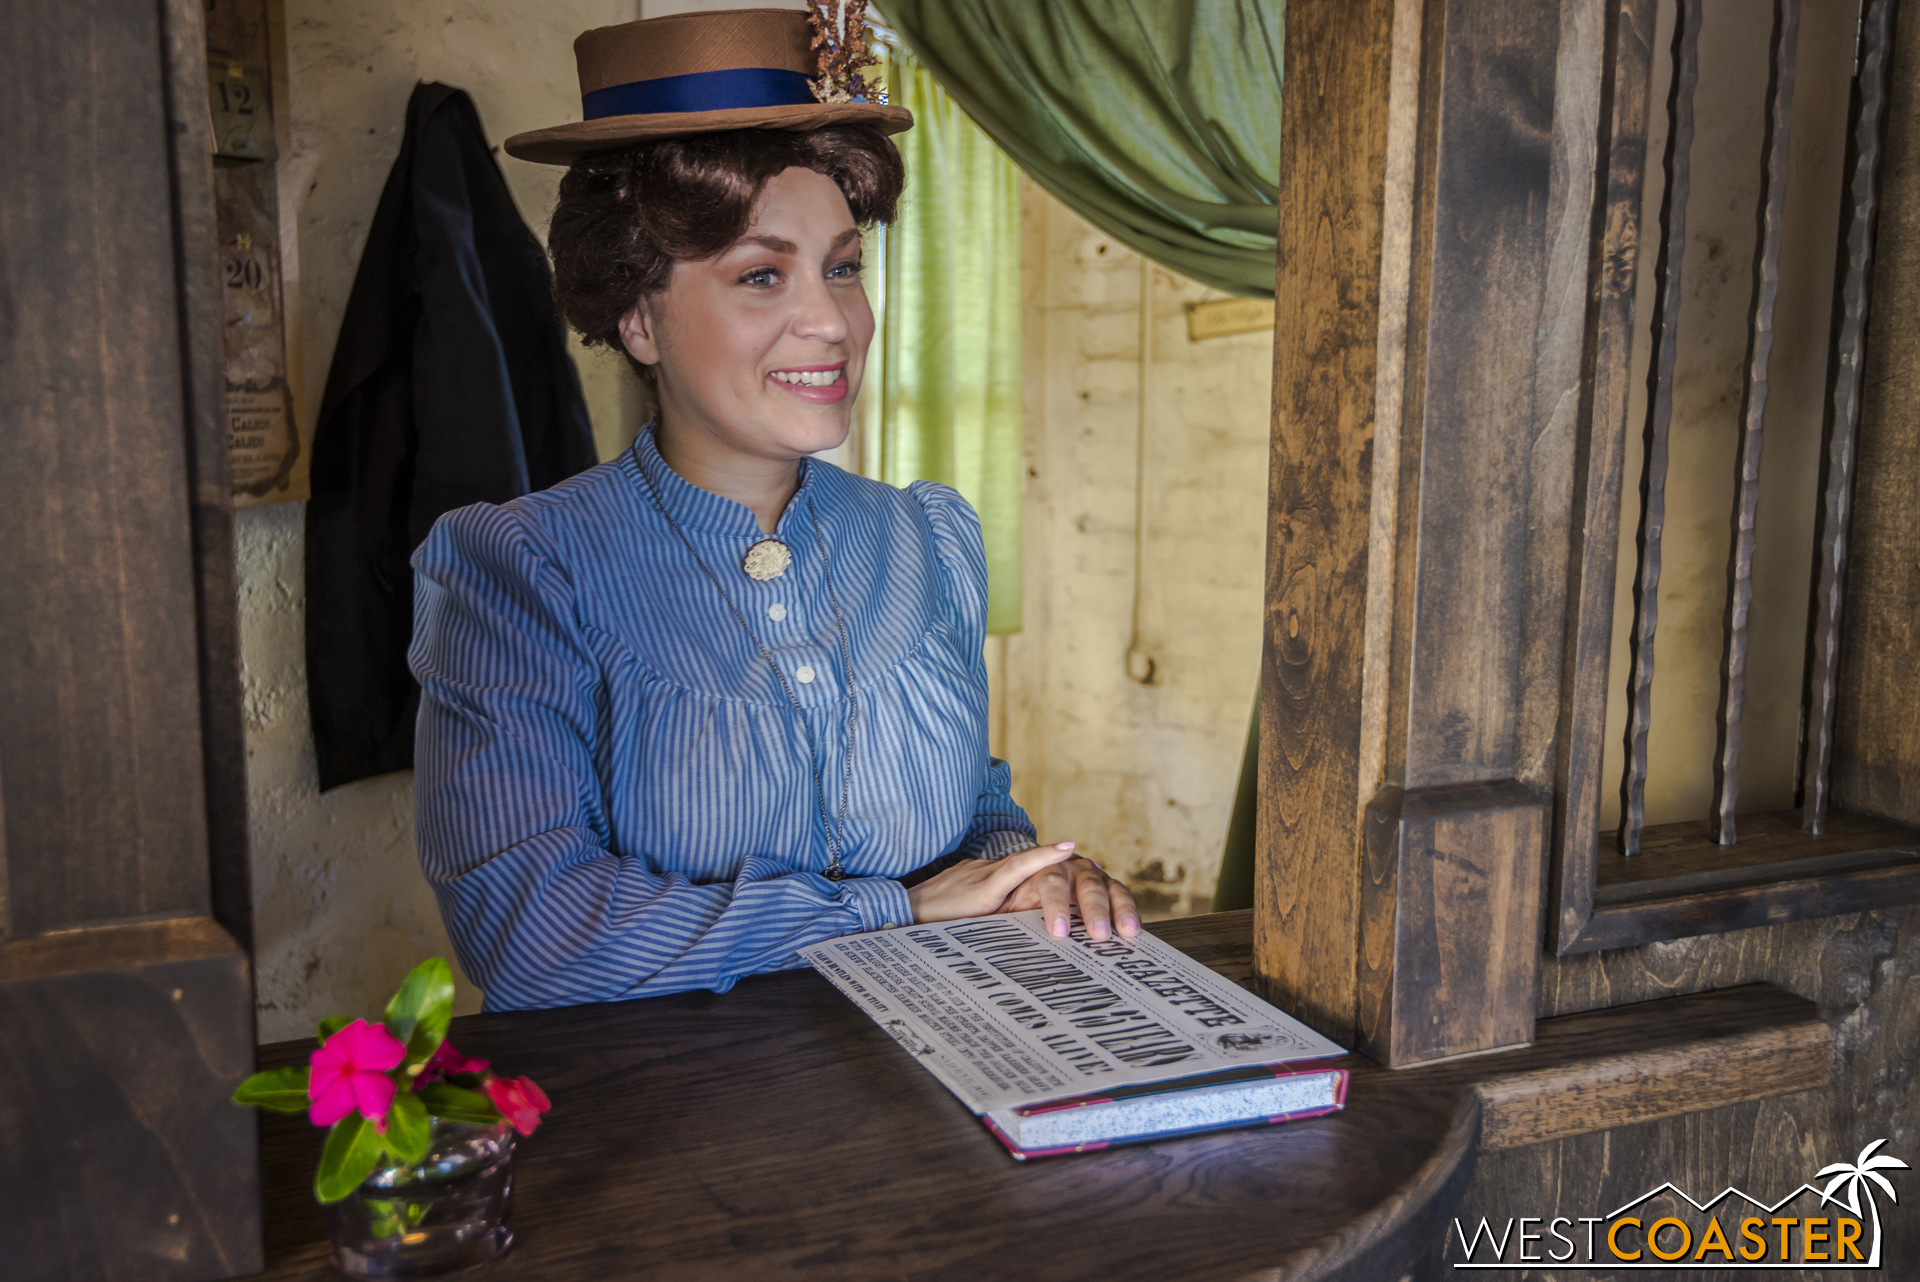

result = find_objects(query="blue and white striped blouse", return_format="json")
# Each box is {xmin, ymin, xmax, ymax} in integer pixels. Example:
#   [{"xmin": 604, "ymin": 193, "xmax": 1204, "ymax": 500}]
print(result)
[{"xmin": 408, "ymin": 426, "xmax": 1037, "ymax": 1011}]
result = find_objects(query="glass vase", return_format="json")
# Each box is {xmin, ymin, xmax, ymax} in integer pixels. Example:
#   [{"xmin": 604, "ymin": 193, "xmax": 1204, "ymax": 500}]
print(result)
[{"xmin": 325, "ymin": 1118, "xmax": 516, "ymax": 1279}]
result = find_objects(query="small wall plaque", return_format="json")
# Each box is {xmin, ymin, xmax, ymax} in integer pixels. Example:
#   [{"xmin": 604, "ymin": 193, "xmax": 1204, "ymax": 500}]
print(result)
[
  {"xmin": 209, "ymin": 60, "xmax": 274, "ymax": 163},
  {"xmin": 1186, "ymin": 297, "xmax": 1276, "ymax": 342}
]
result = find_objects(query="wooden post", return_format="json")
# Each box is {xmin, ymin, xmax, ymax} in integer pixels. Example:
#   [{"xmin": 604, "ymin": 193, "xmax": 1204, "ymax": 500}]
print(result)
[
  {"xmin": 0, "ymin": 0, "xmax": 263, "ymax": 1275},
  {"xmin": 1260, "ymin": 0, "xmax": 1592, "ymax": 1066}
]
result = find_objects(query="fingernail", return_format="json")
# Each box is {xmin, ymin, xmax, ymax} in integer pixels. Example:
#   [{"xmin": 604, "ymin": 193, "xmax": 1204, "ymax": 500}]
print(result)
[
  {"xmin": 1056, "ymin": 841, "xmax": 1075, "ymax": 850},
  {"xmin": 1092, "ymin": 920, "xmax": 1110, "ymax": 941},
  {"xmin": 1052, "ymin": 916, "xmax": 1069, "ymax": 936},
  {"xmin": 1089, "ymin": 859, "xmax": 1103, "ymax": 870},
  {"xmin": 1121, "ymin": 915, "xmax": 1139, "ymax": 932}
]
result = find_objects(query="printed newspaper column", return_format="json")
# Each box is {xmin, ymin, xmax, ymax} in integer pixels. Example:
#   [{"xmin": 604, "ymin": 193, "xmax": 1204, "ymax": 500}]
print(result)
[{"xmin": 207, "ymin": 0, "xmax": 307, "ymax": 504}]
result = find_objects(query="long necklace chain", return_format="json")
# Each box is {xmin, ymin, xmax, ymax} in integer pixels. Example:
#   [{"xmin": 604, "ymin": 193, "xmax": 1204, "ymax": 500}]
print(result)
[{"xmin": 634, "ymin": 457, "xmax": 859, "ymax": 880}]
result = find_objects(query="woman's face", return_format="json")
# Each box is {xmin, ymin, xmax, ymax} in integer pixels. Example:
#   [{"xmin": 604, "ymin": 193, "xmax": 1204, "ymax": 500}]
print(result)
[{"xmin": 622, "ymin": 166, "xmax": 873, "ymax": 462}]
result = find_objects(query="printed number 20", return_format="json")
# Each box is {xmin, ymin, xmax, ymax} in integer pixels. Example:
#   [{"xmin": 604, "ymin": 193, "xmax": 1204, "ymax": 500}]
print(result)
[{"xmin": 226, "ymin": 257, "xmax": 264, "ymax": 290}]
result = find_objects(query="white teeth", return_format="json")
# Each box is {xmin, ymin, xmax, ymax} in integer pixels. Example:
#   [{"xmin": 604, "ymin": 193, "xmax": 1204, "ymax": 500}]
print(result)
[{"xmin": 772, "ymin": 369, "xmax": 843, "ymax": 387}]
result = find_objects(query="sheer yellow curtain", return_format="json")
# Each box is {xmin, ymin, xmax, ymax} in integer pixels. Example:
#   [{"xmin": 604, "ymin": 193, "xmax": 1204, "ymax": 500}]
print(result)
[{"xmin": 866, "ymin": 42, "xmax": 1024, "ymax": 633}]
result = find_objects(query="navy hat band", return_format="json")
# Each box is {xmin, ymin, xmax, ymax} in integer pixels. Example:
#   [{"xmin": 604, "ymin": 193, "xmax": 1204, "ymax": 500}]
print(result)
[{"xmin": 582, "ymin": 67, "xmax": 816, "ymax": 120}]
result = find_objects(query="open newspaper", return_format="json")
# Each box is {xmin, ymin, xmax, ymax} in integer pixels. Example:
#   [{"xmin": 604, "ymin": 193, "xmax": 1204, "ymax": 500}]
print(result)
[{"xmin": 800, "ymin": 910, "xmax": 1348, "ymax": 1158}]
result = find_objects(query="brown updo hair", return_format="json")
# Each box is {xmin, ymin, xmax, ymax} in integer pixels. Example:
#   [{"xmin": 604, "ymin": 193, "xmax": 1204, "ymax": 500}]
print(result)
[{"xmin": 548, "ymin": 125, "xmax": 905, "ymax": 383}]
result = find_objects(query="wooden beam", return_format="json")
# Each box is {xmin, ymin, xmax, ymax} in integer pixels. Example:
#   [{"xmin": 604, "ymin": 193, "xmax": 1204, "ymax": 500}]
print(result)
[
  {"xmin": 1261, "ymin": 0, "xmax": 1575, "ymax": 1063},
  {"xmin": 1257, "ymin": 0, "xmax": 1400, "ymax": 1053},
  {"xmin": 0, "ymin": 0, "xmax": 261, "ymax": 1273}
]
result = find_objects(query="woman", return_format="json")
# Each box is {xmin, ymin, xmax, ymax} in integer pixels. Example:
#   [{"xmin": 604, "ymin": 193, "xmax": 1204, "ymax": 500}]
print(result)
[{"xmin": 409, "ymin": 6, "xmax": 1137, "ymax": 1012}]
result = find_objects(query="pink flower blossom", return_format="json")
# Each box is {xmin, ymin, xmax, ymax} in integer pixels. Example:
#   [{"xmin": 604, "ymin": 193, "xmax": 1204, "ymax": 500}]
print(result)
[
  {"xmin": 485, "ymin": 1075, "xmax": 551, "ymax": 1136},
  {"xmin": 411, "ymin": 1039, "xmax": 492, "ymax": 1092},
  {"xmin": 427, "ymin": 1040, "xmax": 490, "ymax": 1076},
  {"xmin": 308, "ymin": 1019, "xmax": 406, "ymax": 1128}
]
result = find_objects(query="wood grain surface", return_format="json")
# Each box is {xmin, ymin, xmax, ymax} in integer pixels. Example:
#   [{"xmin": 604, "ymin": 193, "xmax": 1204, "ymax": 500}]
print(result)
[
  {"xmin": 1833, "ymin": 0, "xmax": 1920, "ymax": 830},
  {"xmin": 175, "ymin": 0, "xmax": 258, "ymax": 955},
  {"xmin": 1358, "ymin": 783, "xmax": 1547, "ymax": 1066},
  {"xmin": 0, "ymin": 0, "xmax": 213, "ymax": 938},
  {"xmin": 1562, "ymin": 808, "xmax": 1920, "ymax": 951},
  {"xmin": 0, "ymin": 0, "xmax": 263, "ymax": 1274},
  {"xmin": 1261, "ymin": 0, "xmax": 1569, "ymax": 1063},
  {"xmin": 1466, "ymin": 984, "xmax": 1828, "ymax": 1151},
  {"xmin": 1455, "ymin": 904, "xmax": 1920, "ymax": 1275},
  {"xmin": 1551, "ymin": 0, "xmax": 1657, "ymax": 947},
  {"xmin": 0, "ymin": 948, "xmax": 262, "ymax": 1279},
  {"xmin": 1395, "ymin": 0, "xmax": 1558, "ymax": 793},
  {"xmin": 252, "ymin": 915, "xmax": 1472, "ymax": 1282},
  {"xmin": 250, "ymin": 913, "xmax": 1831, "ymax": 1282},
  {"xmin": 1801, "ymin": 0, "xmax": 1896, "ymax": 835},
  {"xmin": 1256, "ymin": 0, "xmax": 1398, "ymax": 1048}
]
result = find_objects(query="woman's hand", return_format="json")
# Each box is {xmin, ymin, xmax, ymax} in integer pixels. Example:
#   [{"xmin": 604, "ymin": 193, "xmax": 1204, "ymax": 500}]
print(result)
[
  {"xmin": 997, "ymin": 851, "xmax": 1140, "ymax": 942},
  {"xmin": 906, "ymin": 842, "xmax": 1079, "ymax": 925}
]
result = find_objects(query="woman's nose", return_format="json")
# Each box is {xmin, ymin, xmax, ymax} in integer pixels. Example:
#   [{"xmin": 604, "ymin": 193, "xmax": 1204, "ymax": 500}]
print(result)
[{"xmin": 790, "ymin": 276, "xmax": 850, "ymax": 346}]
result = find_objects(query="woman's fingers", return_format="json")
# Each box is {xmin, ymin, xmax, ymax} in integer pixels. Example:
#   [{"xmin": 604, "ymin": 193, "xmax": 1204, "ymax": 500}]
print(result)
[
  {"xmin": 1036, "ymin": 862, "xmax": 1074, "ymax": 937},
  {"xmin": 910, "ymin": 845, "xmax": 1142, "ymax": 943},
  {"xmin": 991, "ymin": 841, "xmax": 1077, "ymax": 898},
  {"xmin": 1107, "ymin": 876, "xmax": 1141, "ymax": 936},
  {"xmin": 1073, "ymin": 862, "xmax": 1115, "ymax": 940}
]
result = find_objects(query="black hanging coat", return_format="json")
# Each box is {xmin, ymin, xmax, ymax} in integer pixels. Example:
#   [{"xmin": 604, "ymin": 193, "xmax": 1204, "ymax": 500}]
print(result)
[{"xmin": 305, "ymin": 82, "xmax": 598, "ymax": 791}]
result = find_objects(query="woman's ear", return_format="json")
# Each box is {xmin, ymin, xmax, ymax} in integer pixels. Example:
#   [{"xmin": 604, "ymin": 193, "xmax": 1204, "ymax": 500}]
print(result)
[{"xmin": 618, "ymin": 299, "xmax": 660, "ymax": 368}]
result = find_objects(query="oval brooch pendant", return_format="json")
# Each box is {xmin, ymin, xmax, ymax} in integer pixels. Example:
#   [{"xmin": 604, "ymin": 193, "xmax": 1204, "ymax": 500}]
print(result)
[{"xmin": 741, "ymin": 538, "xmax": 793, "ymax": 581}]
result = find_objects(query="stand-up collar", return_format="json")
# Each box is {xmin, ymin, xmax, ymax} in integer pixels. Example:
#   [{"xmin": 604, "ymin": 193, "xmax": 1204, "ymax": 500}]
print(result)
[{"xmin": 625, "ymin": 423, "xmax": 818, "ymax": 539}]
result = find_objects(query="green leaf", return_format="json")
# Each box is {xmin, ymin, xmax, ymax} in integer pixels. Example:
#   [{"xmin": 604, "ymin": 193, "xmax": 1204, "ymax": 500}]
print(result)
[
  {"xmin": 231, "ymin": 1066, "xmax": 311, "ymax": 1113},
  {"xmin": 415, "ymin": 1082, "xmax": 500, "ymax": 1127},
  {"xmin": 314, "ymin": 1115, "xmax": 385, "ymax": 1204},
  {"xmin": 383, "ymin": 958, "xmax": 455, "ymax": 1068},
  {"xmin": 364, "ymin": 1196, "xmax": 406, "ymax": 1240},
  {"xmin": 317, "ymin": 1015, "xmax": 352, "ymax": 1043},
  {"xmin": 382, "ymin": 1091, "xmax": 432, "ymax": 1163}
]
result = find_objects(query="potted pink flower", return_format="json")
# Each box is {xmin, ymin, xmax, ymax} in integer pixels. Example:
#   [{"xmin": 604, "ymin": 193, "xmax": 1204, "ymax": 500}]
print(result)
[{"xmin": 232, "ymin": 958, "xmax": 550, "ymax": 1277}]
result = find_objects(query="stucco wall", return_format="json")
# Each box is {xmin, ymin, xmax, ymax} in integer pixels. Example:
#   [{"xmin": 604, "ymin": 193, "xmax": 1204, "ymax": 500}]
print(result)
[
  {"xmin": 243, "ymin": 0, "xmax": 640, "ymax": 1042},
  {"xmin": 999, "ymin": 181, "xmax": 1275, "ymax": 918}
]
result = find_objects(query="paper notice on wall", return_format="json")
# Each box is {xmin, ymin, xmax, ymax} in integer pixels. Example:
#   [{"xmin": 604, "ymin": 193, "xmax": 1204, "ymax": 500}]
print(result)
[
  {"xmin": 226, "ymin": 378, "xmax": 301, "ymax": 499},
  {"xmin": 800, "ymin": 911, "xmax": 1344, "ymax": 1115}
]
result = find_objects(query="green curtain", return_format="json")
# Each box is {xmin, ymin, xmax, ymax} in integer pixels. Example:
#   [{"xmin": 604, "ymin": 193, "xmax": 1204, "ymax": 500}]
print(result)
[
  {"xmin": 869, "ymin": 43, "xmax": 1025, "ymax": 634},
  {"xmin": 876, "ymin": 0, "xmax": 1283, "ymax": 299}
]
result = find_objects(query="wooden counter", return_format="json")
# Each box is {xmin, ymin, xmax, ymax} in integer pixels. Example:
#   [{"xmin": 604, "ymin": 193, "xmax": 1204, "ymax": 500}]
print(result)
[{"xmin": 251, "ymin": 912, "xmax": 1829, "ymax": 1281}]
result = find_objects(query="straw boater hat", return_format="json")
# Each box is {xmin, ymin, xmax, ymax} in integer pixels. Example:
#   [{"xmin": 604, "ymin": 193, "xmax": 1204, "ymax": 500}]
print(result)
[{"xmin": 504, "ymin": 5, "xmax": 913, "ymax": 166}]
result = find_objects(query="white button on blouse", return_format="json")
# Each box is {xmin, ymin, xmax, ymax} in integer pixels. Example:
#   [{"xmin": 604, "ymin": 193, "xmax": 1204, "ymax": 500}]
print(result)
[
  {"xmin": 795, "ymin": 666, "xmax": 816, "ymax": 684},
  {"xmin": 767, "ymin": 603, "xmax": 787, "ymax": 621}
]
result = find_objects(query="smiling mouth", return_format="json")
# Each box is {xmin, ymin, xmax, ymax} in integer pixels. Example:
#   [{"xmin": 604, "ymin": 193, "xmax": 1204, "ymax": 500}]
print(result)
[{"xmin": 770, "ymin": 368, "xmax": 844, "ymax": 387}]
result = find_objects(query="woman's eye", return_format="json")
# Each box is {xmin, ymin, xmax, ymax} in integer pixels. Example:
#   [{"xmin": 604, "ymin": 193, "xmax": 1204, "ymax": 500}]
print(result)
[
  {"xmin": 741, "ymin": 267, "xmax": 780, "ymax": 288},
  {"xmin": 828, "ymin": 259, "xmax": 865, "ymax": 280}
]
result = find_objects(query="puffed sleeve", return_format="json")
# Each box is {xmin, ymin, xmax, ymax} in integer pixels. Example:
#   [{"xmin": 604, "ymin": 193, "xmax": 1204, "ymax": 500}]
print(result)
[
  {"xmin": 907, "ymin": 480, "xmax": 1039, "ymax": 864},
  {"xmin": 408, "ymin": 503, "xmax": 913, "ymax": 1011}
]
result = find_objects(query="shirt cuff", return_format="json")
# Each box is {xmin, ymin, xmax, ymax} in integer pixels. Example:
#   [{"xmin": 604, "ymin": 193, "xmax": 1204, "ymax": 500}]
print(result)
[
  {"xmin": 963, "ymin": 829, "xmax": 1038, "ymax": 863},
  {"xmin": 840, "ymin": 875, "xmax": 915, "ymax": 932}
]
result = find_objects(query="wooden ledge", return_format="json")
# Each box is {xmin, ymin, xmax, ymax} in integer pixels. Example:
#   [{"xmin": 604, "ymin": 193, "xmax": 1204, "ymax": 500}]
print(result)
[
  {"xmin": 1563, "ymin": 809, "xmax": 1920, "ymax": 952},
  {"xmin": 1420, "ymin": 985, "xmax": 1829, "ymax": 1150},
  {"xmin": 0, "ymin": 915, "xmax": 243, "ymax": 982},
  {"xmin": 1152, "ymin": 912, "xmax": 1832, "ymax": 1153}
]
